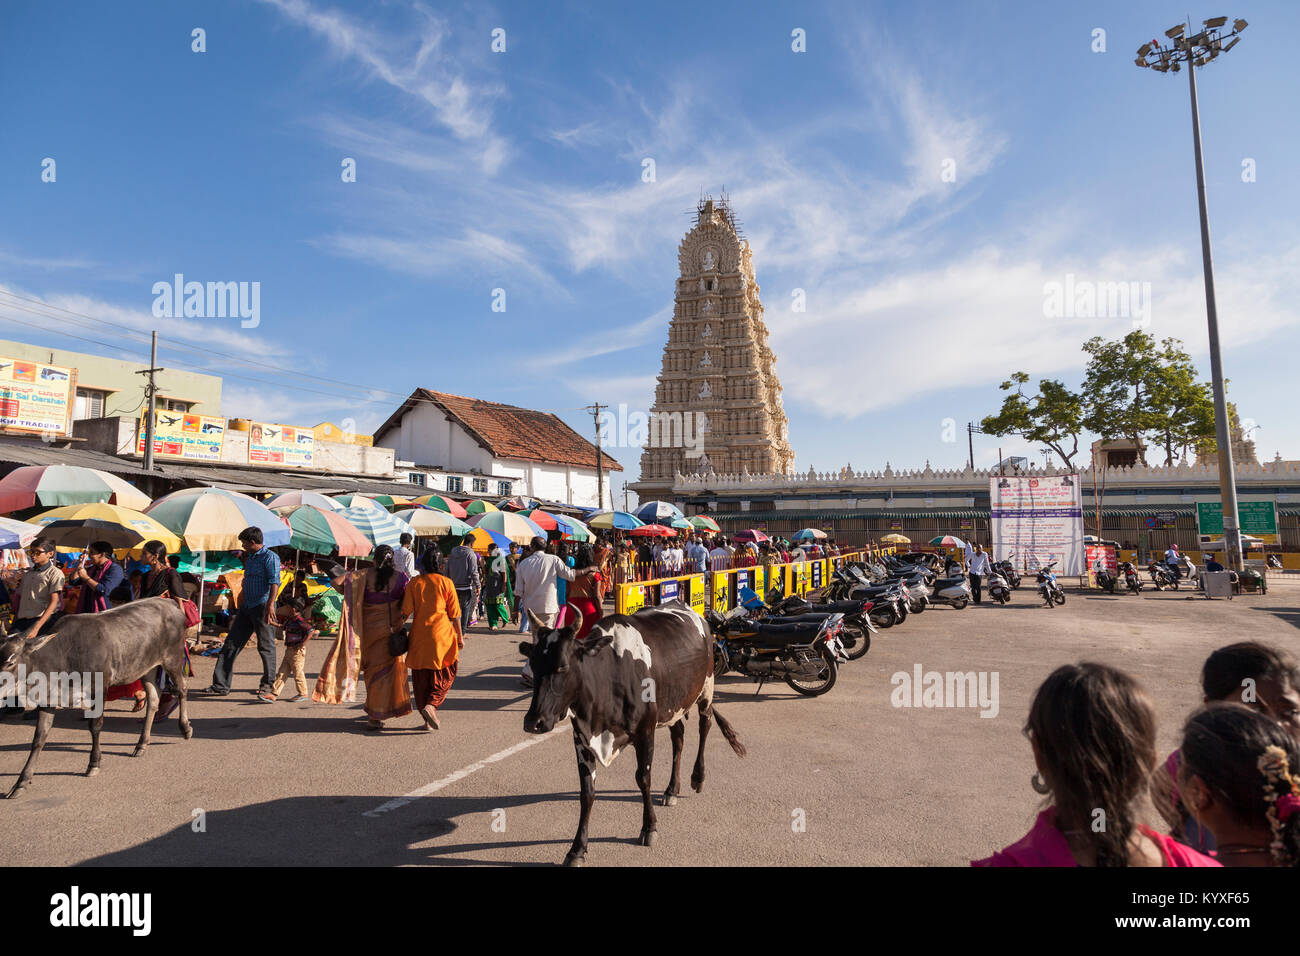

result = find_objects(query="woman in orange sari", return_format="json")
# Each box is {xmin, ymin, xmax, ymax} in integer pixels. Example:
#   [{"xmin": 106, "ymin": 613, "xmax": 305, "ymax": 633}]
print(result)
[
  {"xmin": 314, "ymin": 546, "xmax": 411, "ymax": 730},
  {"xmin": 401, "ymin": 548, "xmax": 462, "ymax": 731}
]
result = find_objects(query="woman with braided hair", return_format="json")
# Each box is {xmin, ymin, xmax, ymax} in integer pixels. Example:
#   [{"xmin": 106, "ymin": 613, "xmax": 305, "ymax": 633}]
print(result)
[
  {"xmin": 972, "ymin": 662, "xmax": 1219, "ymax": 867},
  {"xmin": 1179, "ymin": 703, "xmax": 1300, "ymax": 867}
]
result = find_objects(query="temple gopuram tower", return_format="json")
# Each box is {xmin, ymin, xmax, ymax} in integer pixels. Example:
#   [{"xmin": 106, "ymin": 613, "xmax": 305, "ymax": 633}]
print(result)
[{"xmin": 633, "ymin": 196, "xmax": 795, "ymax": 502}]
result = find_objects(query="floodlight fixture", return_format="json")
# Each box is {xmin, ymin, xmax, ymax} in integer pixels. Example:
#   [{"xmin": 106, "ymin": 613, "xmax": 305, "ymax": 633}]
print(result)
[{"xmin": 1204, "ymin": 15, "xmax": 1228, "ymax": 27}]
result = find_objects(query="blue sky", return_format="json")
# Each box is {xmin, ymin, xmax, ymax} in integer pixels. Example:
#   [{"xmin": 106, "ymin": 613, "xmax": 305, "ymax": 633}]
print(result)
[{"xmin": 3, "ymin": 0, "xmax": 1297, "ymax": 495}]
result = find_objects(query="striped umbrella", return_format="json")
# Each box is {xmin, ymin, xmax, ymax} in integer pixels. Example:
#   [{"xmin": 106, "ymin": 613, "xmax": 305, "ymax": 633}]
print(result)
[
  {"xmin": 265, "ymin": 491, "xmax": 343, "ymax": 512},
  {"xmin": 278, "ymin": 505, "xmax": 373, "ymax": 557},
  {"xmin": 392, "ymin": 507, "xmax": 473, "ymax": 537},
  {"xmin": 357, "ymin": 494, "xmax": 413, "ymax": 511},
  {"xmin": 795, "ymin": 528, "xmax": 829, "ymax": 541},
  {"xmin": 463, "ymin": 499, "xmax": 500, "ymax": 516},
  {"xmin": 688, "ymin": 515, "xmax": 721, "ymax": 532},
  {"xmin": 521, "ymin": 508, "xmax": 592, "ymax": 542},
  {"xmin": 339, "ymin": 503, "xmax": 407, "ymax": 549},
  {"xmin": 332, "ymin": 494, "xmax": 388, "ymax": 514},
  {"xmin": 32, "ymin": 502, "xmax": 183, "ymax": 552},
  {"xmin": 466, "ymin": 526, "xmax": 512, "ymax": 554},
  {"xmin": 410, "ymin": 494, "xmax": 469, "ymax": 518},
  {"xmin": 467, "ymin": 510, "xmax": 545, "ymax": 545},
  {"xmin": 928, "ymin": 534, "xmax": 967, "ymax": 549},
  {"xmin": 668, "ymin": 515, "xmax": 693, "ymax": 530},
  {"xmin": 145, "ymin": 487, "xmax": 291, "ymax": 551},
  {"xmin": 635, "ymin": 500, "xmax": 684, "ymax": 524},
  {"xmin": 0, "ymin": 515, "xmax": 45, "ymax": 550},
  {"xmin": 586, "ymin": 510, "xmax": 644, "ymax": 531},
  {"xmin": 0, "ymin": 464, "xmax": 150, "ymax": 513},
  {"xmin": 498, "ymin": 495, "xmax": 541, "ymax": 511}
]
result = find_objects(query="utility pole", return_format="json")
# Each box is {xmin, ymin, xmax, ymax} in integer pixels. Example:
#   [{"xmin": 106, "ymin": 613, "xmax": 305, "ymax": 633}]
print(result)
[
  {"xmin": 622, "ymin": 481, "xmax": 629, "ymax": 512},
  {"xmin": 137, "ymin": 331, "xmax": 164, "ymax": 473},
  {"xmin": 966, "ymin": 422, "xmax": 985, "ymax": 471},
  {"xmin": 586, "ymin": 402, "xmax": 606, "ymax": 510}
]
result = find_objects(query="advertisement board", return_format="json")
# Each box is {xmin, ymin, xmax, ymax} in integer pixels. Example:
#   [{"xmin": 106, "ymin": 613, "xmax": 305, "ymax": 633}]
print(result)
[
  {"xmin": 0, "ymin": 357, "xmax": 74, "ymax": 435},
  {"xmin": 1085, "ymin": 543, "xmax": 1118, "ymax": 588},
  {"xmin": 1196, "ymin": 501, "xmax": 1278, "ymax": 543},
  {"xmin": 248, "ymin": 421, "xmax": 315, "ymax": 467},
  {"xmin": 136, "ymin": 410, "xmax": 226, "ymax": 462},
  {"xmin": 990, "ymin": 474, "xmax": 1084, "ymax": 575}
]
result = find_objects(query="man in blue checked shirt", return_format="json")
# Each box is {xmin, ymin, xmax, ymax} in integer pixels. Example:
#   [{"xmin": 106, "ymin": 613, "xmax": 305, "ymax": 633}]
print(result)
[{"xmin": 201, "ymin": 526, "xmax": 281, "ymax": 697}]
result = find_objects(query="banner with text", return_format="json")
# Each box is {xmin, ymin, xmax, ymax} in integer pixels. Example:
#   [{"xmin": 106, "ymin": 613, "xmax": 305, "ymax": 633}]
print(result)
[
  {"xmin": 990, "ymin": 474, "xmax": 1084, "ymax": 575},
  {"xmin": 248, "ymin": 422, "xmax": 314, "ymax": 467},
  {"xmin": 0, "ymin": 357, "xmax": 74, "ymax": 435},
  {"xmin": 137, "ymin": 411, "xmax": 226, "ymax": 462}
]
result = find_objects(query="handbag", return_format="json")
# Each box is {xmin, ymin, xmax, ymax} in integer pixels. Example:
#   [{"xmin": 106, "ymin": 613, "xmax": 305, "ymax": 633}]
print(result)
[
  {"xmin": 386, "ymin": 596, "xmax": 409, "ymax": 658},
  {"xmin": 180, "ymin": 599, "xmax": 201, "ymax": 629}
]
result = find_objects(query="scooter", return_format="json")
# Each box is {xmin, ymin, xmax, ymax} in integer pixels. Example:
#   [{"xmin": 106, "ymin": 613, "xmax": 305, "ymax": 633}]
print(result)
[
  {"xmin": 987, "ymin": 567, "xmax": 1012, "ymax": 605},
  {"xmin": 1094, "ymin": 564, "xmax": 1117, "ymax": 594},
  {"xmin": 992, "ymin": 559, "xmax": 1022, "ymax": 590},
  {"xmin": 1119, "ymin": 561, "xmax": 1144, "ymax": 594},
  {"xmin": 1037, "ymin": 561, "xmax": 1066, "ymax": 607}
]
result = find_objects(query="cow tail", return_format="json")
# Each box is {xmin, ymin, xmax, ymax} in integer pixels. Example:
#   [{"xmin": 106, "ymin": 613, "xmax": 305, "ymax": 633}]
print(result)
[{"xmin": 712, "ymin": 708, "xmax": 746, "ymax": 758}]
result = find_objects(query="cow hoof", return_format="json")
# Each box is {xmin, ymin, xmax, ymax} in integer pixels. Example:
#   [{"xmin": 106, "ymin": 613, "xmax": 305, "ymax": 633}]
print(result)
[
  {"xmin": 640, "ymin": 829, "xmax": 657, "ymax": 847},
  {"xmin": 562, "ymin": 853, "xmax": 585, "ymax": 868},
  {"xmin": 181, "ymin": 724, "xmax": 194, "ymax": 740},
  {"xmin": 131, "ymin": 746, "xmax": 145, "ymax": 758},
  {"xmin": 85, "ymin": 767, "xmax": 100, "ymax": 778},
  {"xmin": 691, "ymin": 775, "xmax": 705, "ymax": 793},
  {"xmin": 662, "ymin": 793, "xmax": 678, "ymax": 807}
]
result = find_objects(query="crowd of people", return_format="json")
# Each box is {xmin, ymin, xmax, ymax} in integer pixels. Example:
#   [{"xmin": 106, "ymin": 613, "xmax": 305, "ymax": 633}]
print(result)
[
  {"xmin": 612, "ymin": 534, "xmax": 846, "ymax": 583},
  {"xmin": 974, "ymin": 641, "xmax": 1300, "ymax": 867}
]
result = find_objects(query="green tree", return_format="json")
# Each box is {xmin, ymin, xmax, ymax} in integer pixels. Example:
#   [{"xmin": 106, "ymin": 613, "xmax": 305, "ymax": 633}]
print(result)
[
  {"xmin": 1081, "ymin": 331, "xmax": 1215, "ymax": 466},
  {"xmin": 980, "ymin": 372, "xmax": 1084, "ymax": 469}
]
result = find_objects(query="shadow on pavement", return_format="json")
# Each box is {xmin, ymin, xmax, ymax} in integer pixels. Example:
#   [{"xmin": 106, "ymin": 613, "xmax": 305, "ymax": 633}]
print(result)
[
  {"xmin": 77, "ymin": 789, "xmax": 650, "ymax": 866},
  {"xmin": 1250, "ymin": 606, "xmax": 1300, "ymax": 630}
]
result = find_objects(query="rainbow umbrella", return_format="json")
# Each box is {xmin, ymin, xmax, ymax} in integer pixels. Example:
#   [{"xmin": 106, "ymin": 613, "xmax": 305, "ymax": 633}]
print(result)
[
  {"xmin": 392, "ymin": 508, "xmax": 473, "ymax": 537},
  {"xmin": 521, "ymin": 509, "xmax": 592, "ymax": 542},
  {"xmin": 338, "ymin": 503, "xmax": 407, "ymax": 549},
  {"xmin": 0, "ymin": 464, "xmax": 150, "ymax": 513},
  {"xmin": 463, "ymin": 499, "xmax": 500, "ymax": 516},
  {"xmin": 796, "ymin": 528, "xmax": 829, "ymax": 541},
  {"xmin": 332, "ymin": 494, "xmax": 388, "ymax": 514},
  {"xmin": 410, "ymin": 494, "xmax": 469, "ymax": 518},
  {"xmin": 467, "ymin": 510, "xmax": 545, "ymax": 545},
  {"xmin": 688, "ymin": 515, "xmax": 721, "ymax": 532},
  {"xmin": 0, "ymin": 515, "xmax": 45, "ymax": 550},
  {"xmin": 733, "ymin": 529, "xmax": 770, "ymax": 544},
  {"xmin": 145, "ymin": 487, "xmax": 291, "ymax": 551},
  {"xmin": 265, "ymin": 491, "xmax": 343, "ymax": 512},
  {"xmin": 466, "ymin": 526, "xmax": 512, "ymax": 554},
  {"xmin": 278, "ymin": 505, "xmax": 373, "ymax": 557},
  {"xmin": 586, "ymin": 510, "xmax": 644, "ymax": 531},
  {"xmin": 30, "ymin": 503, "xmax": 182, "ymax": 552},
  {"xmin": 357, "ymin": 493, "xmax": 413, "ymax": 511},
  {"xmin": 635, "ymin": 500, "xmax": 683, "ymax": 524}
]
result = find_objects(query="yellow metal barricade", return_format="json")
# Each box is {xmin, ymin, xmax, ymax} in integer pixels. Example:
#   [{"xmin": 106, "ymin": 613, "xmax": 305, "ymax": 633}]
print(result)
[{"xmin": 616, "ymin": 573, "xmax": 708, "ymax": 617}]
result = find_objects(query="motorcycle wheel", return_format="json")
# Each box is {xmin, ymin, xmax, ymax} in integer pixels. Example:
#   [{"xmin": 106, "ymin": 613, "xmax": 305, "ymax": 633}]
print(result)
[
  {"xmin": 952, "ymin": 597, "xmax": 969, "ymax": 610},
  {"xmin": 871, "ymin": 607, "xmax": 895, "ymax": 629},
  {"xmin": 1170, "ymin": 580, "xmax": 1179, "ymax": 591},
  {"xmin": 785, "ymin": 645, "xmax": 838, "ymax": 697},
  {"xmin": 896, "ymin": 603, "xmax": 908, "ymax": 624},
  {"xmin": 844, "ymin": 626, "xmax": 871, "ymax": 661},
  {"xmin": 1054, "ymin": 591, "xmax": 1066, "ymax": 606},
  {"xmin": 911, "ymin": 600, "xmax": 926, "ymax": 614},
  {"xmin": 712, "ymin": 644, "xmax": 728, "ymax": 679}
]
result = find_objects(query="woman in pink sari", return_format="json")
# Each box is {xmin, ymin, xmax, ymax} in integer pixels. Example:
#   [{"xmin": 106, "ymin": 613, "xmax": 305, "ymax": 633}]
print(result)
[{"xmin": 972, "ymin": 662, "xmax": 1219, "ymax": 867}]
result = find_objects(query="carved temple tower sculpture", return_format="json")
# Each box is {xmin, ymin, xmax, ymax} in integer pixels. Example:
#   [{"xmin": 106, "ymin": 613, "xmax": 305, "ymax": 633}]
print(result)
[{"xmin": 633, "ymin": 196, "xmax": 796, "ymax": 502}]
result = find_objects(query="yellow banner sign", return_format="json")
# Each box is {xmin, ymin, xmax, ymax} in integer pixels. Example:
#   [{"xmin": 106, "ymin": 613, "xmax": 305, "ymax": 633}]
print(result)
[
  {"xmin": 0, "ymin": 357, "xmax": 73, "ymax": 435},
  {"xmin": 249, "ymin": 421, "xmax": 315, "ymax": 467},
  {"xmin": 137, "ymin": 411, "xmax": 226, "ymax": 461}
]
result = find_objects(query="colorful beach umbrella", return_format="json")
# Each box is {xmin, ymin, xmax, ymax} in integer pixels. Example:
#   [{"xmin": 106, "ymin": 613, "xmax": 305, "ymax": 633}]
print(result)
[
  {"xmin": 175, "ymin": 549, "xmax": 244, "ymax": 581},
  {"xmin": 32, "ymin": 502, "xmax": 183, "ymax": 552},
  {"xmin": 688, "ymin": 515, "xmax": 721, "ymax": 532},
  {"xmin": 668, "ymin": 515, "xmax": 693, "ymax": 530},
  {"xmin": 635, "ymin": 500, "xmax": 684, "ymax": 524},
  {"xmin": 265, "ymin": 491, "xmax": 343, "ymax": 512},
  {"xmin": 466, "ymin": 526, "xmax": 512, "ymax": 554},
  {"xmin": 586, "ymin": 510, "xmax": 644, "ymax": 531},
  {"xmin": 463, "ymin": 499, "xmax": 500, "ymax": 516},
  {"xmin": 733, "ymin": 529, "xmax": 770, "ymax": 543},
  {"xmin": 279, "ymin": 505, "xmax": 373, "ymax": 557},
  {"xmin": 338, "ymin": 503, "xmax": 407, "ymax": 550},
  {"xmin": 332, "ymin": 494, "xmax": 388, "ymax": 514},
  {"xmin": 629, "ymin": 523, "xmax": 676, "ymax": 537},
  {"xmin": 410, "ymin": 494, "xmax": 469, "ymax": 518},
  {"xmin": 0, "ymin": 464, "xmax": 150, "ymax": 513},
  {"xmin": 467, "ymin": 510, "xmax": 546, "ymax": 545},
  {"xmin": 357, "ymin": 494, "xmax": 413, "ymax": 511},
  {"xmin": 928, "ymin": 534, "xmax": 967, "ymax": 549},
  {"xmin": 880, "ymin": 533, "xmax": 911, "ymax": 544},
  {"xmin": 520, "ymin": 508, "xmax": 592, "ymax": 542},
  {"xmin": 498, "ymin": 495, "xmax": 541, "ymax": 512},
  {"xmin": 391, "ymin": 508, "xmax": 473, "ymax": 537},
  {"xmin": 0, "ymin": 515, "xmax": 45, "ymax": 550},
  {"xmin": 795, "ymin": 528, "xmax": 829, "ymax": 541},
  {"xmin": 146, "ymin": 487, "xmax": 291, "ymax": 551}
]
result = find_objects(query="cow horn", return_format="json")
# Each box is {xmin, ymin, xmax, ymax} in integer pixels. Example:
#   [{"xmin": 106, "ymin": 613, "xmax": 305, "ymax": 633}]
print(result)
[
  {"xmin": 526, "ymin": 609, "xmax": 547, "ymax": 633},
  {"xmin": 564, "ymin": 602, "xmax": 583, "ymax": 637}
]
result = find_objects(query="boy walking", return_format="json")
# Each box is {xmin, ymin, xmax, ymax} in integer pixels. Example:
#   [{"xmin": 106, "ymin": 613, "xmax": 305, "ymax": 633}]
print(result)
[{"xmin": 263, "ymin": 597, "xmax": 316, "ymax": 702}]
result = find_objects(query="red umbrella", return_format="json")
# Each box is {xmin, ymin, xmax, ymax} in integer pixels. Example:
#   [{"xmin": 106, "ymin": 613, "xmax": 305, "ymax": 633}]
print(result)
[
  {"xmin": 733, "ymin": 529, "xmax": 770, "ymax": 543},
  {"xmin": 629, "ymin": 523, "xmax": 676, "ymax": 537}
]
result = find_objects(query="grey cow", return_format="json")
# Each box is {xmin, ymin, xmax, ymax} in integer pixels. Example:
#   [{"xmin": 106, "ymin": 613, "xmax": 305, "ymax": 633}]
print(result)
[{"xmin": 1, "ymin": 598, "xmax": 193, "ymax": 798}]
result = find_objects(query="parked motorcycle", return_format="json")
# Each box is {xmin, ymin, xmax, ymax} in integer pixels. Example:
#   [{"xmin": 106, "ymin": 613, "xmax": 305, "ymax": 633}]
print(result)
[
  {"xmin": 1094, "ymin": 563, "xmax": 1117, "ymax": 594},
  {"xmin": 992, "ymin": 559, "xmax": 1022, "ymax": 590},
  {"xmin": 706, "ymin": 604, "xmax": 846, "ymax": 697},
  {"xmin": 1147, "ymin": 561, "xmax": 1179, "ymax": 591},
  {"xmin": 987, "ymin": 567, "xmax": 1012, "ymax": 605},
  {"xmin": 768, "ymin": 589, "xmax": 875, "ymax": 661},
  {"xmin": 1037, "ymin": 561, "xmax": 1066, "ymax": 607},
  {"xmin": 1119, "ymin": 561, "xmax": 1144, "ymax": 594}
]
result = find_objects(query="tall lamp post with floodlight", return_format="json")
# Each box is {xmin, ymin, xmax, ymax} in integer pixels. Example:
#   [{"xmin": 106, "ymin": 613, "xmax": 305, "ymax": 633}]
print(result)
[{"xmin": 1136, "ymin": 16, "xmax": 1249, "ymax": 572}]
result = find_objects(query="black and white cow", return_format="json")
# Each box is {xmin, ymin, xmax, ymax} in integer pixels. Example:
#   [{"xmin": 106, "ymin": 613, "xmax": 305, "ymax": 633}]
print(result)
[{"xmin": 520, "ymin": 600, "xmax": 745, "ymax": 866}]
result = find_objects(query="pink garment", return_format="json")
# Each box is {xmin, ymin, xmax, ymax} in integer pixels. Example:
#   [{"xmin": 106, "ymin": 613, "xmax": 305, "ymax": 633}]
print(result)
[{"xmin": 971, "ymin": 808, "xmax": 1221, "ymax": 867}]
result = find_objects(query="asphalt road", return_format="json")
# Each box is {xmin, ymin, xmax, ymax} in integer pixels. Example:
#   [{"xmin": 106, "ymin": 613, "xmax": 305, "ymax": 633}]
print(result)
[{"xmin": 2, "ymin": 578, "xmax": 1297, "ymax": 867}]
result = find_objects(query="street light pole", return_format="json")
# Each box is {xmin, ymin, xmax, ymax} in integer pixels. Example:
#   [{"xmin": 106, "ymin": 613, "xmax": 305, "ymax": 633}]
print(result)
[{"xmin": 1135, "ymin": 16, "xmax": 1248, "ymax": 571}]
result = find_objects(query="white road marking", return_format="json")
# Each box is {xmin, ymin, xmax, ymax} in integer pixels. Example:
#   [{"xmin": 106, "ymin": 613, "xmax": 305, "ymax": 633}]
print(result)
[{"xmin": 362, "ymin": 724, "xmax": 569, "ymax": 818}]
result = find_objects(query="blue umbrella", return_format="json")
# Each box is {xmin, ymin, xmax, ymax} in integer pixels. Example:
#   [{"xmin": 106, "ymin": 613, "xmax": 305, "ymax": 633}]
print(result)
[{"xmin": 635, "ymin": 500, "xmax": 683, "ymax": 524}]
